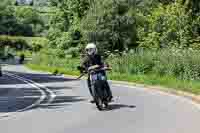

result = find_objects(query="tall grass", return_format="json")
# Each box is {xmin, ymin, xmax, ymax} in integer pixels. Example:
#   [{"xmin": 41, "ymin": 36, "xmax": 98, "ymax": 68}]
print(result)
[
  {"xmin": 30, "ymin": 51, "xmax": 79, "ymax": 74},
  {"xmin": 108, "ymin": 49, "xmax": 200, "ymax": 81}
]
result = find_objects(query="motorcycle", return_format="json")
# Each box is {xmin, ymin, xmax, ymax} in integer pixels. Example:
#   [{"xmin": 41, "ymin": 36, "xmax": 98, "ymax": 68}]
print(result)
[{"xmin": 77, "ymin": 65, "xmax": 112, "ymax": 111}]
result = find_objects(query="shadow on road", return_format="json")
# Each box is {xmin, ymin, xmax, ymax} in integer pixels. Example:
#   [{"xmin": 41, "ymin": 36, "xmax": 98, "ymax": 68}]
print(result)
[
  {"xmin": 0, "ymin": 95, "xmax": 85, "ymax": 113},
  {"xmin": 0, "ymin": 60, "xmax": 86, "ymax": 114},
  {"xmin": 106, "ymin": 104, "xmax": 136, "ymax": 111},
  {"xmin": 38, "ymin": 96, "xmax": 85, "ymax": 109},
  {"xmin": 0, "ymin": 70, "xmax": 84, "ymax": 113}
]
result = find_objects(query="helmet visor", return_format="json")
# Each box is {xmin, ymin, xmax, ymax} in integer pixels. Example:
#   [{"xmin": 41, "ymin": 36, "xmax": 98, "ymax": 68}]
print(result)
[{"xmin": 86, "ymin": 48, "xmax": 95, "ymax": 55}]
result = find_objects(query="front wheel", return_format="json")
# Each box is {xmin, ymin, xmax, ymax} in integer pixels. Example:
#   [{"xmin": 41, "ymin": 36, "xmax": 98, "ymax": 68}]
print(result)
[
  {"xmin": 104, "ymin": 101, "xmax": 108, "ymax": 108},
  {"xmin": 95, "ymin": 97, "xmax": 103, "ymax": 111}
]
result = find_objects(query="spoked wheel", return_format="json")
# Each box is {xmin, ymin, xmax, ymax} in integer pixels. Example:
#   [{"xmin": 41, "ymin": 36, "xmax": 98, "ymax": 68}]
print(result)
[{"xmin": 95, "ymin": 97, "xmax": 103, "ymax": 111}]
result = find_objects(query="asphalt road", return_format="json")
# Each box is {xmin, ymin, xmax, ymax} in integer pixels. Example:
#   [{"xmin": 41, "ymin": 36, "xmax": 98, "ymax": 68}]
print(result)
[{"xmin": 0, "ymin": 63, "xmax": 200, "ymax": 133}]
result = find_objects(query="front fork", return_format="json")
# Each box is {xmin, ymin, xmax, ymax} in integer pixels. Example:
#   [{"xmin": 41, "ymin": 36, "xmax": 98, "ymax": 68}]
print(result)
[{"xmin": 90, "ymin": 75, "xmax": 95, "ymax": 98}]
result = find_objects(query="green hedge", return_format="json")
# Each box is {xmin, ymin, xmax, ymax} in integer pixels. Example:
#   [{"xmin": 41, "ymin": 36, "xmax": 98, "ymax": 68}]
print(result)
[
  {"xmin": 0, "ymin": 35, "xmax": 29, "ymax": 50},
  {"xmin": 0, "ymin": 35, "xmax": 48, "ymax": 51}
]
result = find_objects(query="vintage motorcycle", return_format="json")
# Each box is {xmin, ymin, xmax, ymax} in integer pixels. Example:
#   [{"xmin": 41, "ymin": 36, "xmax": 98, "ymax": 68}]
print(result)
[{"xmin": 77, "ymin": 65, "xmax": 112, "ymax": 111}]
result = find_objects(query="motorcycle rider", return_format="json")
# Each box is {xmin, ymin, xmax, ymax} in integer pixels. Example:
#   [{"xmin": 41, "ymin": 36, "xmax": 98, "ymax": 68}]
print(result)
[{"xmin": 80, "ymin": 43, "xmax": 113, "ymax": 103}]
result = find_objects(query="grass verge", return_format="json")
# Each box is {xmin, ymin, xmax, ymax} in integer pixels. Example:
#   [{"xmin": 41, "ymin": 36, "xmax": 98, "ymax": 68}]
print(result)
[{"xmin": 26, "ymin": 63, "xmax": 200, "ymax": 95}]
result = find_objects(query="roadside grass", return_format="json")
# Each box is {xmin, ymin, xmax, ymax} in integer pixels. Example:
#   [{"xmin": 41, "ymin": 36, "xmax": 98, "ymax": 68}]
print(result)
[
  {"xmin": 108, "ymin": 72, "xmax": 200, "ymax": 94},
  {"xmin": 26, "ymin": 63, "xmax": 79, "ymax": 76},
  {"xmin": 25, "ymin": 48, "xmax": 200, "ymax": 95},
  {"xmin": 26, "ymin": 62, "xmax": 200, "ymax": 95}
]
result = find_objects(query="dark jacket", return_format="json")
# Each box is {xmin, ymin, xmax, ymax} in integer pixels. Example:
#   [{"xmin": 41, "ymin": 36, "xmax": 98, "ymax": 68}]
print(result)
[{"xmin": 81, "ymin": 54, "xmax": 103, "ymax": 70}]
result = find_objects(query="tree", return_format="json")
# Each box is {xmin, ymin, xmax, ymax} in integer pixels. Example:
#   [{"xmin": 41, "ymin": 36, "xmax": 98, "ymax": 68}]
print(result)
[
  {"xmin": 15, "ymin": 7, "xmax": 44, "ymax": 35},
  {"xmin": 81, "ymin": 0, "xmax": 137, "ymax": 52},
  {"xmin": 137, "ymin": 2, "xmax": 194, "ymax": 49},
  {"xmin": 0, "ymin": 1, "xmax": 18, "ymax": 35},
  {"xmin": 177, "ymin": 0, "xmax": 200, "ymax": 14},
  {"xmin": 47, "ymin": 0, "xmax": 90, "ymax": 49}
]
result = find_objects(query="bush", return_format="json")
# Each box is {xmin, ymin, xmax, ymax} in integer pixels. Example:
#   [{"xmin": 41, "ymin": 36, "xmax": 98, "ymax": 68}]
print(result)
[
  {"xmin": 0, "ymin": 35, "xmax": 29, "ymax": 50},
  {"xmin": 65, "ymin": 47, "xmax": 80, "ymax": 58},
  {"xmin": 0, "ymin": 35, "xmax": 48, "ymax": 52},
  {"xmin": 137, "ymin": 2, "xmax": 192, "ymax": 49},
  {"xmin": 30, "ymin": 50, "xmax": 80, "ymax": 74},
  {"xmin": 108, "ymin": 49, "xmax": 154, "ymax": 74},
  {"xmin": 27, "ymin": 37, "xmax": 48, "ymax": 52}
]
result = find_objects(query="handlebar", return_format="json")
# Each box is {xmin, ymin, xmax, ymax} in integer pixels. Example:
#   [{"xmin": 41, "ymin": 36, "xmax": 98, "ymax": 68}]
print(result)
[{"xmin": 77, "ymin": 65, "xmax": 112, "ymax": 74}]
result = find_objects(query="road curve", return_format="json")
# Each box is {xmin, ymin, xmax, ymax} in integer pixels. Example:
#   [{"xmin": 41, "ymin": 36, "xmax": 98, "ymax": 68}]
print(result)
[{"xmin": 0, "ymin": 64, "xmax": 200, "ymax": 133}]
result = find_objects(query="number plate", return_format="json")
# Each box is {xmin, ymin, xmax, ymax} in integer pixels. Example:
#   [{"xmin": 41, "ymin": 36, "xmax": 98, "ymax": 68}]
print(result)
[
  {"xmin": 91, "ymin": 73, "xmax": 106, "ymax": 81},
  {"xmin": 91, "ymin": 74, "xmax": 98, "ymax": 80}
]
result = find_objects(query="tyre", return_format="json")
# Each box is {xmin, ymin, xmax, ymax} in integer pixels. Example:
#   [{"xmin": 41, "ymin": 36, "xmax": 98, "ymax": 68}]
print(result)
[
  {"xmin": 95, "ymin": 97, "xmax": 103, "ymax": 111},
  {"xmin": 104, "ymin": 101, "xmax": 108, "ymax": 108}
]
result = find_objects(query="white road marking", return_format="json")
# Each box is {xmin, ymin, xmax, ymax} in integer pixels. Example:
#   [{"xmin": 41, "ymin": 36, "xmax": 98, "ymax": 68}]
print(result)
[
  {"xmin": 0, "ymin": 73, "xmax": 46, "ymax": 118},
  {"xmin": 5, "ymin": 72, "xmax": 56, "ymax": 106},
  {"xmin": 0, "ymin": 72, "xmax": 56, "ymax": 119},
  {"xmin": 3, "ymin": 72, "xmax": 46, "ymax": 112}
]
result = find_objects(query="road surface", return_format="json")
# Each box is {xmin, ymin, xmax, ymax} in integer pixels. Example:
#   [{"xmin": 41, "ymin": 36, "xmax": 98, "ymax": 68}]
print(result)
[{"xmin": 0, "ymin": 63, "xmax": 200, "ymax": 133}]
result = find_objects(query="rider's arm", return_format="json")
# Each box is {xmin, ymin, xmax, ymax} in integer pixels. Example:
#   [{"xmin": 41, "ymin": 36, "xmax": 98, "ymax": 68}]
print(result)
[{"xmin": 80, "ymin": 56, "xmax": 89, "ymax": 70}]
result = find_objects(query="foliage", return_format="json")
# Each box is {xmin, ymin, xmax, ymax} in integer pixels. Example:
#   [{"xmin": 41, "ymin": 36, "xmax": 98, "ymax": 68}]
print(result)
[
  {"xmin": 14, "ymin": 7, "xmax": 45, "ymax": 36},
  {"xmin": 137, "ymin": 3, "xmax": 192, "ymax": 49},
  {"xmin": 0, "ymin": 35, "xmax": 29, "ymax": 50},
  {"xmin": 81, "ymin": 0, "xmax": 137, "ymax": 52},
  {"xmin": 30, "ymin": 49, "xmax": 80, "ymax": 72},
  {"xmin": 2, "ymin": 0, "xmax": 200, "ymax": 92},
  {"xmin": 0, "ymin": 1, "xmax": 34, "ymax": 36},
  {"xmin": 108, "ymin": 48, "xmax": 200, "ymax": 81},
  {"xmin": 46, "ymin": 0, "xmax": 200, "ymax": 53},
  {"xmin": 28, "ymin": 48, "xmax": 200, "ymax": 94},
  {"xmin": 65, "ymin": 47, "xmax": 80, "ymax": 58},
  {"xmin": 47, "ymin": 0, "xmax": 89, "ymax": 53},
  {"xmin": 0, "ymin": 35, "xmax": 48, "ymax": 52}
]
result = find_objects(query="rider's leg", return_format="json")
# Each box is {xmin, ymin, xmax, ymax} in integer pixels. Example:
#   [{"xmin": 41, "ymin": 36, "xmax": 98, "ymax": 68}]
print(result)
[
  {"xmin": 87, "ymin": 77, "xmax": 92, "ymax": 95},
  {"xmin": 87, "ymin": 77, "xmax": 95, "ymax": 103}
]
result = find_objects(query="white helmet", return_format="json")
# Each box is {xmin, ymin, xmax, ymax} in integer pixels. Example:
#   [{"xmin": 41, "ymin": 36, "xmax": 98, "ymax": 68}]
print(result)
[{"xmin": 85, "ymin": 43, "xmax": 97, "ymax": 55}]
